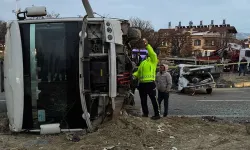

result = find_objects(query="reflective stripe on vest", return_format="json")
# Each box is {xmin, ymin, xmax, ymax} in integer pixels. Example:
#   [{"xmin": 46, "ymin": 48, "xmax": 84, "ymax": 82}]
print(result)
[{"xmin": 140, "ymin": 75, "xmax": 155, "ymax": 79}]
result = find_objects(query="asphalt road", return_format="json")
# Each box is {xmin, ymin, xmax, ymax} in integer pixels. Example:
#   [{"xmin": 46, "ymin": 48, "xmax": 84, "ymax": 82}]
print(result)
[
  {"xmin": 133, "ymin": 88, "xmax": 250, "ymax": 121},
  {"xmin": 1, "ymin": 88, "xmax": 250, "ymax": 121},
  {"xmin": 0, "ymin": 92, "xmax": 6, "ymax": 112}
]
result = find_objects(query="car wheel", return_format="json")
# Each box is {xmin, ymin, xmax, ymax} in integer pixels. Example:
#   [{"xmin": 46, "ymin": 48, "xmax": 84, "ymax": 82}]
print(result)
[
  {"xmin": 206, "ymin": 88, "xmax": 212, "ymax": 94},
  {"xmin": 181, "ymin": 88, "xmax": 186, "ymax": 93}
]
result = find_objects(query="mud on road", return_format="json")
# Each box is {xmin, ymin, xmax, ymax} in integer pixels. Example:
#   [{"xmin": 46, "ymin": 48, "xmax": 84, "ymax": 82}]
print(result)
[{"xmin": 1, "ymin": 112, "xmax": 250, "ymax": 150}]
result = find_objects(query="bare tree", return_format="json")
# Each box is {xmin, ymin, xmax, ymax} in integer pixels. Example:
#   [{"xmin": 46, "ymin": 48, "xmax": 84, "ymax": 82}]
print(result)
[
  {"xmin": 0, "ymin": 21, "xmax": 7, "ymax": 44},
  {"xmin": 165, "ymin": 31, "xmax": 191, "ymax": 57},
  {"xmin": 180, "ymin": 32, "xmax": 193, "ymax": 57},
  {"xmin": 45, "ymin": 11, "xmax": 60, "ymax": 18},
  {"xmin": 31, "ymin": 11, "xmax": 60, "ymax": 19},
  {"xmin": 129, "ymin": 17, "xmax": 167, "ymax": 50}
]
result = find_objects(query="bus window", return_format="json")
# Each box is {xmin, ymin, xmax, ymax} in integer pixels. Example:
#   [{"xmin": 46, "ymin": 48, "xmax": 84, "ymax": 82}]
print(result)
[{"xmin": 245, "ymin": 50, "xmax": 250, "ymax": 57}]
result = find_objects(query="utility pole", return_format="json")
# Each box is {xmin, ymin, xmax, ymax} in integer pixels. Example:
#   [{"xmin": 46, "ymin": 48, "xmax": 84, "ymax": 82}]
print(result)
[{"xmin": 12, "ymin": 0, "xmax": 20, "ymax": 15}]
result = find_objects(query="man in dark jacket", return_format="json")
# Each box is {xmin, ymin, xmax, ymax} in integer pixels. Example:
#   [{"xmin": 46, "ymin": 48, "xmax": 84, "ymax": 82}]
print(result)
[
  {"xmin": 156, "ymin": 64, "xmax": 172, "ymax": 117},
  {"xmin": 239, "ymin": 57, "xmax": 248, "ymax": 76}
]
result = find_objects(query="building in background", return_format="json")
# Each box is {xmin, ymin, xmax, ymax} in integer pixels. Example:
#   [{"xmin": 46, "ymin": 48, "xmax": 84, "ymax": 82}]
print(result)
[
  {"xmin": 243, "ymin": 37, "xmax": 250, "ymax": 48},
  {"xmin": 158, "ymin": 20, "xmax": 238, "ymax": 58},
  {"xmin": 0, "ymin": 40, "xmax": 4, "ymax": 59}
]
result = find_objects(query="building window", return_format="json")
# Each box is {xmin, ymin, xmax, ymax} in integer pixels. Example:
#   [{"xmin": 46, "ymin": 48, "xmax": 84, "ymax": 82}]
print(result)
[
  {"xmin": 205, "ymin": 40, "xmax": 215, "ymax": 46},
  {"xmin": 245, "ymin": 50, "xmax": 250, "ymax": 57},
  {"xmin": 211, "ymin": 40, "xmax": 215, "ymax": 46},
  {"xmin": 194, "ymin": 39, "xmax": 201, "ymax": 46},
  {"xmin": 161, "ymin": 42, "xmax": 167, "ymax": 46}
]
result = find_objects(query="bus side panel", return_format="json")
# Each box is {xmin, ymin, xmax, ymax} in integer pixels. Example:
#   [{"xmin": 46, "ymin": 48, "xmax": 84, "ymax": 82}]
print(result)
[{"xmin": 4, "ymin": 21, "xmax": 24, "ymax": 132}]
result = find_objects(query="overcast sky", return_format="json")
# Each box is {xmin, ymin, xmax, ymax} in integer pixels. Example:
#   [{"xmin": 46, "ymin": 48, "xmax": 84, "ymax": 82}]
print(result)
[{"xmin": 1, "ymin": 0, "xmax": 250, "ymax": 33}]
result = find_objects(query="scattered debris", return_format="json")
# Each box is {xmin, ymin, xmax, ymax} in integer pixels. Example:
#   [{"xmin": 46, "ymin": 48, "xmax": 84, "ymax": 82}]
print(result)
[
  {"xmin": 202, "ymin": 116, "xmax": 219, "ymax": 122},
  {"xmin": 103, "ymin": 146, "xmax": 115, "ymax": 150},
  {"xmin": 157, "ymin": 125, "xmax": 164, "ymax": 133},
  {"xmin": 170, "ymin": 136, "xmax": 175, "ymax": 139},
  {"xmin": 171, "ymin": 147, "xmax": 178, "ymax": 150},
  {"xmin": 0, "ymin": 115, "xmax": 250, "ymax": 150},
  {"xmin": 65, "ymin": 133, "xmax": 81, "ymax": 142},
  {"xmin": 23, "ymin": 139, "xmax": 49, "ymax": 148}
]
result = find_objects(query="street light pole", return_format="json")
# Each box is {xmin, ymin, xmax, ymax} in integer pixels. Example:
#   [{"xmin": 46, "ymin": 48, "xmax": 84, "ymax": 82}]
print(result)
[{"xmin": 14, "ymin": 0, "xmax": 20, "ymax": 15}]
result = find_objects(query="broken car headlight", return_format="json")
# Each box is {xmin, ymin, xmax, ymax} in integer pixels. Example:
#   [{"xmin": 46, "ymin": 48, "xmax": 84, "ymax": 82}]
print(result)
[{"xmin": 192, "ymin": 77, "xmax": 200, "ymax": 84}]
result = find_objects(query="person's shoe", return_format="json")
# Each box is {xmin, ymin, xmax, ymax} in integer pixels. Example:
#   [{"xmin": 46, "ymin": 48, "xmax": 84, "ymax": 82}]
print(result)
[
  {"xmin": 163, "ymin": 114, "xmax": 168, "ymax": 117},
  {"xmin": 151, "ymin": 115, "xmax": 161, "ymax": 120},
  {"xmin": 142, "ymin": 114, "xmax": 148, "ymax": 117}
]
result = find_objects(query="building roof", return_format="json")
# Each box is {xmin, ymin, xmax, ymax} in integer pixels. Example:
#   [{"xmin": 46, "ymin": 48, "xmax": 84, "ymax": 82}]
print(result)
[
  {"xmin": 159, "ymin": 24, "xmax": 237, "ymax": 34},
  {"xmin": 191, "ymin": 32, "xmax": 206, "ymax": 36}
]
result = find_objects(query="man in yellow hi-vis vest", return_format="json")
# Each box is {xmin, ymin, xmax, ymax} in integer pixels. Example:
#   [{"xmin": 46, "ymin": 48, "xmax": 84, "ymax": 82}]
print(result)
[{"xmin": 133, "ymin": 38, "xmax": 160, "ymax": 120}]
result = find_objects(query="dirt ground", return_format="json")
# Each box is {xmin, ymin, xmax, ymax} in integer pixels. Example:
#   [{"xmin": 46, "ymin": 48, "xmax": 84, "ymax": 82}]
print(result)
[
  {"xmin": 216, "ymin": 72, "xmax": 250, "ymax": 87},
  {"xmin": 1, "ymin": 112, "xmax": 250, "ymax": 150},
  {"xmin": 1, "ymin": 73, "xmax": 250, "ymax": 150},
  {"xmin": 220, "ymin": 73, "xmax": 250, "ymax": 82}
]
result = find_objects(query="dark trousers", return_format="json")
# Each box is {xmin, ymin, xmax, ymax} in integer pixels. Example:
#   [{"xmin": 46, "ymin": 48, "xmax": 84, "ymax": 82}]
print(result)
[
  {"xmin": 158, "ymin": 91, "xmax": 169, "ymax": 115},
  {"xmin": 239, "ymin": 66, "xmax": 247, "ymax": 76},
  {"xmin": 138, "ymin": 82, "xmax": 160, "ymax": 116}
]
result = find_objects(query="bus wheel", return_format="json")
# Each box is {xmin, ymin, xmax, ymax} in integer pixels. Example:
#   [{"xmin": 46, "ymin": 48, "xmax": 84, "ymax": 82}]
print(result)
[{"xmin": 206, "ymin": 88, "xmax": 213, "ymax": 94}]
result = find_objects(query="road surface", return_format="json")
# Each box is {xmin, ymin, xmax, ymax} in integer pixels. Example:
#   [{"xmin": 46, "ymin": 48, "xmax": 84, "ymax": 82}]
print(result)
[
  {"xmin": 133, "ymin": 88, "xmax": 250, "ymax": 121},
  {"xmin": 0, "ymin": 92, "xmax": 6, "ymax": 112},
  {"xmin": 1, "ymin": 88, "xmax": 250, "ymax": 121}
]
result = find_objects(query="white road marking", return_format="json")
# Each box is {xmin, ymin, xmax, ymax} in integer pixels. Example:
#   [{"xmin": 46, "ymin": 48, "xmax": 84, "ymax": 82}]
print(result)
[
  {"xmin": 215, "ymin": 88, "xmax": 250, "ymax": 90},
  {"xmin": 168, "ymin": 115, "xmax": 250, "ymax": 118},
  {"xmin": 218, "ymin": 91, "xmax": 245, "ymax": 92},
  {"xmin": 197, "ymin": 100, "xmax": 250, "ymax": 102},
  {"xmin": 0, "ymin": 100, "xmax": 5, "ymax": 102}
]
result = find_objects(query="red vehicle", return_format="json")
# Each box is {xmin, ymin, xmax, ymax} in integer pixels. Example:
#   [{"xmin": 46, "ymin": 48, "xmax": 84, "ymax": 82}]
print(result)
[{"xmin": 196, "ymin": 46, "xmax": 240, "ymax": 72}]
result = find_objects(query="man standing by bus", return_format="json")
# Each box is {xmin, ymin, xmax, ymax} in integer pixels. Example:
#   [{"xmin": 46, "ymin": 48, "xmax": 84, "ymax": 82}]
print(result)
[
  {"xmin": 133, "ymin": 38, "xmax": 160, "ymax": 120},
  {"xmin": 156, "ymin": 64, "xmax": 172, "ymax": 117},
  {"xmin": 135, "ymin": 53, "xmax": 142, "ymax": 66},
  {"xmin": 239, "ymin": 57, "xmax": 248, "ymax": 76}
]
